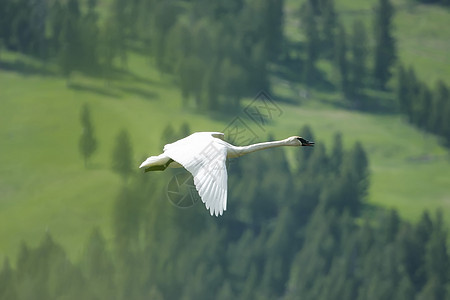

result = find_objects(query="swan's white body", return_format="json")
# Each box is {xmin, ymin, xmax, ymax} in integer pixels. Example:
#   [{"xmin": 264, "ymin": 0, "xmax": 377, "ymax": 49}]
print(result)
[{"xmin": 139, "ymin": 132, "xmax": 313, "ymax": 216}]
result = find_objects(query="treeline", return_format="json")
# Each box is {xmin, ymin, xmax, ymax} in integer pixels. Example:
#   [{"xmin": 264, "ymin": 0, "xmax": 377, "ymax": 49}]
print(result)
[
  {"xmin": 0, "ymin": 0, "xmax": 283, "ymax": 111},
  {"xmin": 397, "ymin": 66, "xmax": 450, "ymax": 145},
  {"xmin": 0, "ymin": 0, "xmax": 396, "ymax": 109},
  {"xmin": 297, "ymin": 0, "xmax": 396, "ymax": 105},
  {"xmin": 0, "ymin": 0, "xmax": 108, "ymax": 75},
  {"xmin": 1, "ymin": 125, "xmax": 449, "ymax": 299},
  {"xmin": 2, "ymin": 0, "xmax": 450, "ymax": 120},
  {"xmin": 414, "ymin": 0, "xmax": 449, "ymax": 5}
]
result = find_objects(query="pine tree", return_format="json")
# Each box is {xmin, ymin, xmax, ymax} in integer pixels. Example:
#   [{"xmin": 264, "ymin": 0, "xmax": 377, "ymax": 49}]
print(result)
[
  {"xmin": 302, "ymin": 2, "xmax": 320, "ymax": 85},
  {"xmin": 411, "ymin": 83, "xmax": 432, "ymax": 130},
  {"xmin": 433, "ymin": 81, "xmax": 450, "ymax": 143},
  {"xmin": 321, "ymin": 0, "xmax": 338, "ymax": 57},
  {"xmin": 219, "ymin": 58, "xmax": 246, "ymax": 112},
  {"xmin": 0, "ymin": 258, "xmax": 17, "ymax": 300},
  {"xmin": 112, "ymin": 129, "xmax": 133, "ymax": 181},
  {"xmin": 373, "ymin": 0, "xmax": 396, "ymax": 89},
  {"xmin": 110, "ymin": 0, "xmax": 128, "ymax": 69},
  {"xmin": 99, "ymin": 15, "xmax": 120, "ymax": 82},
  {"xmin": 350, "ymin": 19, "xmax": 368, "ymax": 100},
  {"xmin": 79, "ymin": 104, "xmax": 97, "ymax": 168},
  {"xmin": 59, "ymin": 0, "xmax": 83, "ymax": 80},
  {"xmin": 265, "ymin": 0, "xmax": 284, "ymax": 60},
  {"xmin": 424, "ymin": 212, "xmax": 449, "ymax": 288},
  {"xmin": 330, "ymin": 132, "xmax": 343, "ymax": 173},
  {"xmin": 48, "ymin": 0, "xmax": 65, "ymax": 57},
  {"xmin": 341, "ymin": 142, "xmax": 369, "ymax": 203},
  {"xmin": 405, "ymin": 67, "xmax": 420, "ymax": 122},
  {"xmin": 396, "ymin": 65, "xmax": 409, "ymax": 113},
  {"xmin": 81, "ymin": 228, "xmax": 116, "ymax": 299},
  {"xmin": 160, "ymin": 124, "xmax": 176, "ymax": 148},
  {"xmin": 179, "ymin": 122, "xmax": 191, "ymax": 138},
  {"xmin": 80, "ymin": 0, "xmax": 100, "ymax": 74},
  {"xmin": 334, "ymin": 23, "xmax": 350, "ymax": 97},
  {"xmin": 201, "ymin": 62, "xmax": 220, "ymax": 111},
  {"xmin": 179, "ymin": 55, "xmax": 207, "ymax": 107}
]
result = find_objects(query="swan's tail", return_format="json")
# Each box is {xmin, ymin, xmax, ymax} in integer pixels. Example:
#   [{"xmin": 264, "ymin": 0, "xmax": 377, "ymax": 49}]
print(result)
[{"xmin": 139, "ymin": 154, "xmax": 169, "ymax": 169}]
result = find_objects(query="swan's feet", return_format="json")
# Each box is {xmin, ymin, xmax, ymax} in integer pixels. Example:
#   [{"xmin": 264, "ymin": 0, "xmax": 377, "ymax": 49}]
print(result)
[{"xmin": 144, "ymin": 159, "xmax": 174, "ymax": 172}]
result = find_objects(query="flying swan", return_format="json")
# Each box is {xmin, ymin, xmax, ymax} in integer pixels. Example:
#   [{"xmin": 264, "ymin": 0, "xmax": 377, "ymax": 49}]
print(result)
[{"xmin": 139, "ymin": 132, "xmax": 314, "ymax": 216}]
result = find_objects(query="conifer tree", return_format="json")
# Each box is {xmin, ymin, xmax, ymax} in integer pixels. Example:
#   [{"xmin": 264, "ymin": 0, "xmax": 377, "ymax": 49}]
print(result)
[
  {"xmin": 321, "ymin": 0, "xmax": 337, "ymax": 57},
  {"xmin": 373, "ymin": 0, "xmax": 396, "ymax": 89},
  {"xmin": 99, "ymin": 15, "xmax": 120, "ymax": 82},
  {"xmin": 0, "ymin": 258, "xmax": 17, "ymax": 300},
  {"xmin": 266, "ymin": 0, "xmax": 284, "ymax": 59},
  {"xmin": 415, "ymin": 84, "xmax": 433, "ymax": 130},
  {"xmin": 59, "ymin": 0, "xmax": 82, "ymax": 80},
  {"xmin": 81, "ymin": 228, "xmax": 116, "ymax": 299},
  {"xmin": 397, "ymin": 65, "xmax": 409, "ymax": 113},
  {"xmin": 334, "ymin": 24, "xmax": 350, "ymax": 97},
  {"xmin": 112, "ymin": 129, "xmax": 133, "ymax": 181},
  {"xmin": 330, "ymin": 132, "xmax": 343, "ymax": 173},
  {"xmin": 79, "ymin": 104, "xmax": 97, "ymax": 168},
  {"xmin": 405, "ymin": 67, "xmax": 419, "ymax": 122},
  {"xmin": 302, "ymin": 2, "xmax": 320, "ymax": 85},
  {"xmin": 434, "ymin": 82, "xmax": 450, "ymax": 144},
  {"xmin": 350, "ymin": 19, "xmax": 368, "ymax": 99},
  {"xmin": 81, "ymin": 0, "xmax": 100, "ymax": 74}
]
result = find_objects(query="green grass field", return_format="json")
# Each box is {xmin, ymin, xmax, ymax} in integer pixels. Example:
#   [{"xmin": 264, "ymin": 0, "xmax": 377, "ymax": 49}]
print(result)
[{"xmin": 1, "ymin": 0, "xmax": 449, "ymax": 263}]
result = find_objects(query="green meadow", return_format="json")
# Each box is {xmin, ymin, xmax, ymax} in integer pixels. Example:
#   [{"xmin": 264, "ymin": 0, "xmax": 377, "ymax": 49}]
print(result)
[{"xmin": 1, "ymin": 0, "xmax": 450, "ymax": 264}]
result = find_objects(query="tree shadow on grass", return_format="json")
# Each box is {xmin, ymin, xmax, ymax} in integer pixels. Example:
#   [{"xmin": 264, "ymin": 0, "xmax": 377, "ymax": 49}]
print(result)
[
  {"xmin": 117, "ymin": 86, "xmax": 158, "ymax": 100},
  {"xmin": 113, "ymin": 68, "xmax": 159, "ymax": 86},
  {"xmin": 68, "ymin": 82, "xmax": 122, "ymax": 99},
  {"xmin": 0, "ymin": 60, "xmax": 55, "ymax": 77},
  {"xmin": 355, "ymin": 90, "xmax": 397, "ymax": 115}
]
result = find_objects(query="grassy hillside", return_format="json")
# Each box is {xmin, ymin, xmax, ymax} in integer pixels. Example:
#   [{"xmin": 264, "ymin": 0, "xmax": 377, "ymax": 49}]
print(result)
[
  {"xmin": 0, "ymin": 51, "xmax": 225, "ymax": 261},
  {"xmin": 1, "ymin": 0, "xmax": 449, "ymax": 263}
]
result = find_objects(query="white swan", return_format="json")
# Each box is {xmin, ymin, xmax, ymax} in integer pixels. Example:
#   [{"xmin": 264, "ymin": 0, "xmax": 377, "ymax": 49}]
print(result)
[{"xmin": 139, "ymin": 132, "xmax": 314, "ymax": 216}]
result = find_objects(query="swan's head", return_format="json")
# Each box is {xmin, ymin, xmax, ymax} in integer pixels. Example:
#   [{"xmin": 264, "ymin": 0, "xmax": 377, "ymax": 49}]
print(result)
[{"xmin": 287, "ymin": 136, "xmax": 315, "ymax": 146}]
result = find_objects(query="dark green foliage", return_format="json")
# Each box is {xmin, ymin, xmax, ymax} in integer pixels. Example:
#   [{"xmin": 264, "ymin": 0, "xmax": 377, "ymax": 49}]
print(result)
[
  {"xmin": 321, "ymin": 0, "xmax": 338, "ymax": 58},
  {"xmin": 59, "ymin": 0, "xmax": 83, "ymax": 79},
  {"xmin": 143, "ymin": 0, "xmax": 282, "ymax": 110},
  {"xmin": 0, "ymin": 258, "xmax": 17, "ymax": 300},
  {"xmin": 396, "ymin": 66, "xmax": 450, "ymax": 145},
  {"xmin": 80, "ymin": 228, "xmax": 116, "ymax": 300},
  {"xmin": 99, "ymin": 15, "xmax": 121, "ymax": 81},
  {"xmin": 2, "ymin": 128, "xmax": 450, "ymax": 299},
  {"xmin": 349, "ymin": 20, "xmax": 368, "ymax": 100},
  {"xmin": 302, "ymin": 1, "xmax": 320, "ymax": 85},
  {"xmin": 330, "ymin": 132, "xmax": 343, "ymax": 173},
  {"xmin": 414, "ymin": 0, "xmax": 449, "ymax": 5},
  {"xmin": 112, "ymin": 129, "xmax": 133, "ymax": 181},
  {"xmin": 80, "ymin": 0, "xmax": 100, "ymax": 74},
  {"xmin": 373, "ymin": 0, "xmax": 396, "ymax": 89},
  {"xmin": 335, "ymin": 23, "xmax": 350, "ymax": 97},
  {"xmin": 13, "ymin": 234, "xmax": 89, "ymax": 300},
  {"xmin": 79, "ymin": 103, "xmax": 97, "ymax": 168},
  {"xmin": 434, "ymin": 82, "xmax": 450, "ymax": 145}
]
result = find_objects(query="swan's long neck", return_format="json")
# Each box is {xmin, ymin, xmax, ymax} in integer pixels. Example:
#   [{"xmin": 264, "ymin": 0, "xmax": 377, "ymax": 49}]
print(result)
[{"xmin": 227, "ymin": 139, "xmax": 293, "ymax": 158}]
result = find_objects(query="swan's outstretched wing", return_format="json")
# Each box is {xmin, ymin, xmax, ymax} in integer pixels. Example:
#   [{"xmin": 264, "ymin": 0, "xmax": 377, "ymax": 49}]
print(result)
[{"xmin": 163, "ymin": 132, "xmax": 228, "ymax": 216}]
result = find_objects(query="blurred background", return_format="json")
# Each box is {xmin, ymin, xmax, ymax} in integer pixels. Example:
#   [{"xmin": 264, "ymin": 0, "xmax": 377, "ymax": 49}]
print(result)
[{"xmin": 1, "ymin": 0, "xmax": 450, "ymax": 299}]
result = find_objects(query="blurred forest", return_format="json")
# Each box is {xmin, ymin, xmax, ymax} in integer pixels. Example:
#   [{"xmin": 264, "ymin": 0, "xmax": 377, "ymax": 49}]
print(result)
[
  {"xmin": 1, "ymin": 124, "xmax": 449, "ymax": 299},
  {"xmin": 1, "ymin": 0, "xmax": 450, "ymax": 299},
  {"xmin": 1, "ymin": 0, "xmax": 449, "ymax": 140}
]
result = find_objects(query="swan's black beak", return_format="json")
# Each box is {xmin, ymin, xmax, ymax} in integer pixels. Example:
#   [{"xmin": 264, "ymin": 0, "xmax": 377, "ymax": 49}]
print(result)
[{"xmin": 298, "ymin": 137, "xmax": 314, "ymax": 146}]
